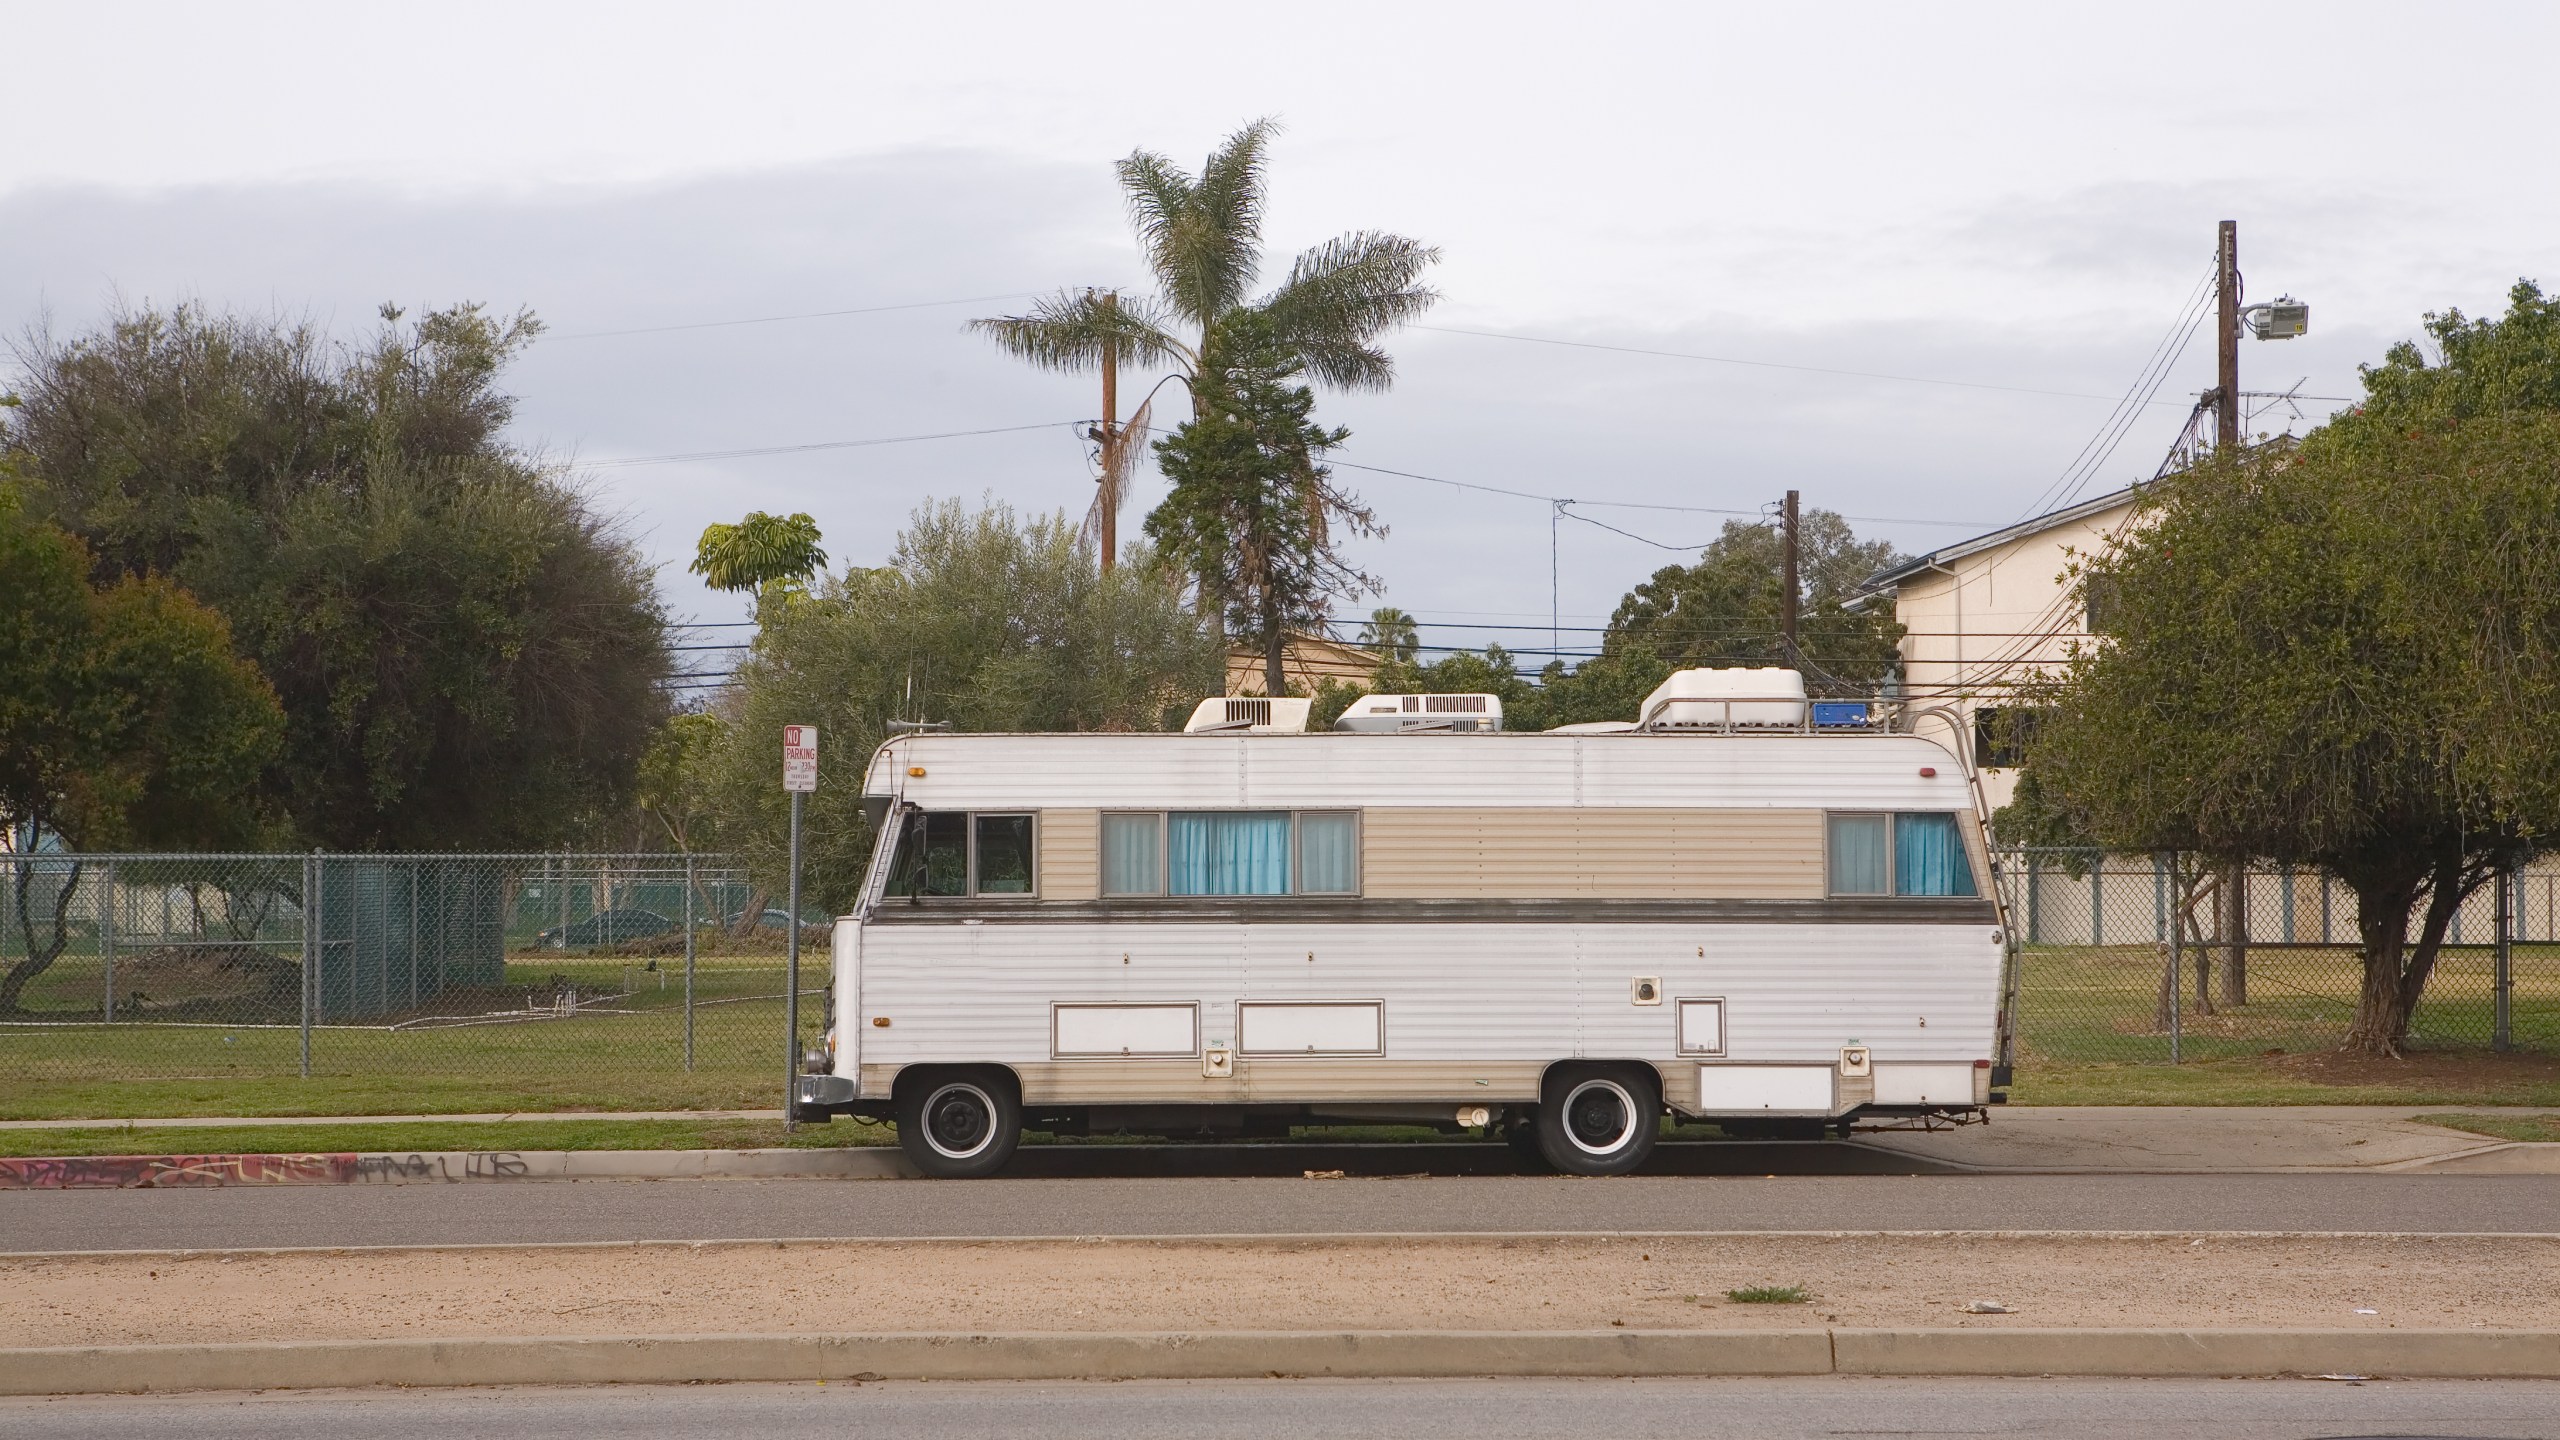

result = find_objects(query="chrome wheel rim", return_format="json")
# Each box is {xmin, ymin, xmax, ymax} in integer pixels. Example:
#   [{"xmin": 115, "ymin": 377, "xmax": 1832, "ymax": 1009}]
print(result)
[{"xmin": 1561, "ymin": 1077, "xmax": 1640, "ymax": 1156}]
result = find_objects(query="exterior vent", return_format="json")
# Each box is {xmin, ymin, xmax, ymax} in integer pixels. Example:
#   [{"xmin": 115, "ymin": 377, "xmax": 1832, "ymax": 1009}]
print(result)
[
  {"xmin": 1181, "ymin": 696, "xmax": 1313, "ymax": 734},
  {"xmin": 1331, "ymin": 693, "xmax": 1505, "ymax": 733}
]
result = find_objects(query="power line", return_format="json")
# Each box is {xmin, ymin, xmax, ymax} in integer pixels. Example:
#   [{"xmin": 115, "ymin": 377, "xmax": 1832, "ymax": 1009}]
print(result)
[
  {"xmin": 1415, "ymin": 324, "xmax": 2202, "ymax": 408},
  {"xmin": 586, "ymin": 421, "xmax": 1080, "ymax": 468},
  {"xmin": 1326, "ymin": 459, "xmax": 1991, "ymax": 529},
  {"xmin": 547, "ymin": 292, "xmax": 1036, "ymax": 342}
]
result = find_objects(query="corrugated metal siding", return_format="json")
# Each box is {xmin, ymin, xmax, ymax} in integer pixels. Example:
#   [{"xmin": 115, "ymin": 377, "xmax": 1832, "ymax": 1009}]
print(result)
[
  {"xmin": 1361, "ymin": 808, "xmax": 1823, "ymax": 899},
  {"xmin": 868, "ymin": 732, "xmax": 1978, "ymax": 815},
  {"xmin": 846, "ymin": 919, "xmax": 2001, "ymax": 1109},
  {"xmin": 1039, "ymin": 809, "xmax": 1099, "ymax": 900}
]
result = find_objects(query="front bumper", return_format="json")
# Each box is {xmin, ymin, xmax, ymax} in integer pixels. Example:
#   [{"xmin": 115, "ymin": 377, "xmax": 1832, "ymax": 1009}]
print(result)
[{"xmin": 792, "ymin": 1072, "xmax": 860, "ymax": 1120}]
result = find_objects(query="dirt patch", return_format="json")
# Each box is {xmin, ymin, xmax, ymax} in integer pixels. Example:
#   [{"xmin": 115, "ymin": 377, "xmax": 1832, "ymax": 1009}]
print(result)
[
  {"xmin": 4, "ymin": 1234, "xmax": 2551, "ymax": 1347},
  {"xmin": 2259, "ymin": 1048, "xmax": 2560, "ymax": 1090}
]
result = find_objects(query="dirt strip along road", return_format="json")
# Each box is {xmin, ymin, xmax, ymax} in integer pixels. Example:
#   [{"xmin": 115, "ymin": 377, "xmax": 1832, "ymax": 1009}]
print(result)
[
  {"xmin": 11, "ymin": 1233, "xmax": 2558, "ymax": 1347},
  {"xmin": 7, "ymin": 1174, "xmax": 2559, "ymax": 1254}
]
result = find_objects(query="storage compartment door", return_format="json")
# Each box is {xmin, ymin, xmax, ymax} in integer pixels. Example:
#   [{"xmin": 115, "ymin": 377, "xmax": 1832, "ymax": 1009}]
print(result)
[
  {"xmin": 1697, "ymin": 1065, "xmax": 1835, "ymax": 1112},
  {"xmin": 1052, "ymin": 1002, "xmax": 1199, "ymax": 1058},
  {"xmin": 1237, "ymin": 1001, "xmax": 1384, "ymax": 1056},
  {"xmin": 1871, "ymin": 1062, "xmax": 1978, "ymax": 1105}
]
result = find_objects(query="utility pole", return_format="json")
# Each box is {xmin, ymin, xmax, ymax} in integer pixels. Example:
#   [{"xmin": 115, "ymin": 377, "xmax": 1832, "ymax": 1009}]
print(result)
[
  {"xmin": 1779, "ymin": 489, "xmax": 1801, "ymax": 663},
  {"xmin": 2212, "ymin": 219, "xmax": 2248, "ymax": 1004},
  {"xmin": 1098, "ymin": 291, "xmax": 1119, "ymax": 575},
  {"xmin": 2214, "ymin": 220, "xmax": 2241, "ymax": 450}
]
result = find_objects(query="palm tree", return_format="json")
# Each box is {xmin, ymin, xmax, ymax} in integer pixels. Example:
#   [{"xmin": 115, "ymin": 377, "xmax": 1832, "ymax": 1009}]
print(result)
[
  {"xmin": 973, "ymin": 118, "xmax": 1439, "ymax": 567},
  {"xmin": 1358, "ymin": 606, "xmax": 1422, "ymax": 666}
]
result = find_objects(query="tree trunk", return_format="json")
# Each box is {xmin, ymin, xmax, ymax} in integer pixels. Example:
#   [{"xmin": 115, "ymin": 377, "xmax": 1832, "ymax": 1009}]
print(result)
[
  {"xmin": 729, "ymin": 886, "xmax": 770, "ymax": 939},
  {"xmin": 2341, "ymin": 857, "xmax": 2463, "ymax": 1058},
  {"xmin": 0, "ymin": 859, "xmax": 83, "ymax": 1016},
  {"xmin": 2187, "ymin": 872, "xmax": 2216, "ymax": 1017},
  {"xmin": 2218, "ymin": 862, "xmax": 2249, "ymax": 1007},
  {"xmin": 1262, "ymin": 588, "xmax": 1287, "ymax": 698}
]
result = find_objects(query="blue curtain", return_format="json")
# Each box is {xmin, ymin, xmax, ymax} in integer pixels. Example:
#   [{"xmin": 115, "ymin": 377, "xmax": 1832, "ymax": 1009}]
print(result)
[
  {"xmin": 1894, "ymin": 812, "xmax": 1978, "ymax": 896},
  {"xmin": 1296, "ymin": 813, "xmax": 1359, "ymax": 894},
  {"xmin": 1169, "ymin": 812, "xmax": 1292, "ymax": 895}
]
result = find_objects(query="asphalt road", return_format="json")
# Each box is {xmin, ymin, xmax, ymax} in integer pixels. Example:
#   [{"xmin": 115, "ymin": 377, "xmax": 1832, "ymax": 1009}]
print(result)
[
  {"xmin": 7, "ymin": 1172, "xmax": 2556, "ymax": 1253},
  {"xmin": 6, "ymin": 1377, "xmax": 2558, "ymax": 1439}
]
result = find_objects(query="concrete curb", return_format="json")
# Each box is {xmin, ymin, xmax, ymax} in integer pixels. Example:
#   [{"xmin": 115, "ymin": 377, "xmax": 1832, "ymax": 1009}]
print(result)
[
  {"xmin": 4, "ymin": 1329, "xmax": 2556, "ymax": 1394},
  {"xmin": 0, "ymin": 1148, "xmax": 918, "ymax": 1188}
]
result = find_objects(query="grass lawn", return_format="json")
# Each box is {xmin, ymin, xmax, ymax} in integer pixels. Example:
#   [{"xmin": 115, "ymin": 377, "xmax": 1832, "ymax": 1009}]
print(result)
[
  {"xmin": 0, "ymin": 1117, "xmax": 893, "ymax": 1158},
  {"xmin": 0, "ymin": 953, "xmax": 814, "ymax": 1120},
  {"xmin": 2412, "ymin": 1112, "xmax": 2560, "ymax": 1143}
]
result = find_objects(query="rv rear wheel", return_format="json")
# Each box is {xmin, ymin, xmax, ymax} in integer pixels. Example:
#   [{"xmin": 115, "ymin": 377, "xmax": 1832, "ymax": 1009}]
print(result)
[
  {"xmin": 896, "ymin": 1070, "xmax": 1022, "ymax": 1179},
  {"xmin": 1535, "ymin": 1066, "xmax": 1660, "ymax": 1176}
]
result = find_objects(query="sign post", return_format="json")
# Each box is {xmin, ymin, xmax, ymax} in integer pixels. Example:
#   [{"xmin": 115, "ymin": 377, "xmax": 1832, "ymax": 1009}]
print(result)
[{"xmin": 782, "ymin": 725, "xmax": 818, "ymax": 1132}]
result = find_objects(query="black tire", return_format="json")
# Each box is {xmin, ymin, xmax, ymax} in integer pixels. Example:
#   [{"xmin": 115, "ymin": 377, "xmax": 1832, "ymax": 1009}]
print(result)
[
  {"xmin": 1535, "ymin": 1066, "xmax": 1661, "ymax": 1176},
  {"xmin": 1502, "ymin": 1109, "xmax": 1549, "ymax": 1172},
  {"xmin": 896, "ymin": 1070, "xmax": 1022, "ymax": 1178}
]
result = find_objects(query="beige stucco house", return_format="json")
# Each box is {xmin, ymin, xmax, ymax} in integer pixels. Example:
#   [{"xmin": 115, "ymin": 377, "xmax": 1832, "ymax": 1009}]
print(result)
[
  {"xmin": 1858, "ymin": 484, "xmax": 2148, "ymax": 815},
  {"xmin": 1223, "ymin": 632, "xmax": 1385, "ymax": 697}
]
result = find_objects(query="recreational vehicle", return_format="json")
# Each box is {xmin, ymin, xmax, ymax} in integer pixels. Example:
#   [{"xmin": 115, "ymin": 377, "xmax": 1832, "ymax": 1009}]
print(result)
[{"xmin": 795, "ymin": 667, "xmax": 2011, "ymax": 1177}]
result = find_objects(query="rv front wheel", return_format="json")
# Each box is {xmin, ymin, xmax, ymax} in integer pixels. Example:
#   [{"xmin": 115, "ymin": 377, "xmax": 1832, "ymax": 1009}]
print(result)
[
  {"xmin": 1536, "ymin": 1066, "xmax": 1659, "ymax": 1176},
  {"xmin": 896, "ymin": 1070, "xmax": 1021, "ymax": 1179}
]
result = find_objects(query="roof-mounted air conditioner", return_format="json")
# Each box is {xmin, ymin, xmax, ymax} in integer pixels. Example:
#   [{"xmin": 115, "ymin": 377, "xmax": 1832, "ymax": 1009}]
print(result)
[
  {"xmin": 1638, "ymin": 667, "xmax": 1807, "ymax": 731},
  {"xmin": 1330, "ymin": 693, "xmax": 1505, "ymax": 733},
  {"xmin": 1182, "ymin": 696, "xmax": 1314, "ymax": 734}
]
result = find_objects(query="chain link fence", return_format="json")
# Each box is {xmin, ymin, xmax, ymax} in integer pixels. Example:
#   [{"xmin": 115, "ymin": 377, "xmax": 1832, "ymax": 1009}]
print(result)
[
  {"xmin": 0, "ymin": 852, "xmax": 824, "ymax": 1114},
  {"xmin": 1997, "ymin": 848, "xmax": 2560, "ymax": 1063}
]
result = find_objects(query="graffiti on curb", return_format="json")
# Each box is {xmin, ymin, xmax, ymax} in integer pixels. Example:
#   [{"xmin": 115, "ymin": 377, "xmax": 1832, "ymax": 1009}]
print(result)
[{"xmin": 0, "ymin": 1151, "xmax": 534, "ymax": 1189}]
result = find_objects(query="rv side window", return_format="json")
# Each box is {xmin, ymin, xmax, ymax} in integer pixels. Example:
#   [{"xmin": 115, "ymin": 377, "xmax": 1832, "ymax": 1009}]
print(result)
[
  {"xmin": 1101, "ymin": 813, "xmax": 1165, "ymax": 896},
  {"xmin": 884, "ymin": 812, "xmax": 1037, "ymax": 897},
  {"xmin": 1827, "ymin": 814, "xmax": 1891, "ymax": 895},
  {"xmin": 1296, "ymin": 812, "xmax": 1360, "ymax": 894},
  {"xmin": 887, "ymin": 813, "xmax": 969, "ymax": 897},
  {"xmin": 1827, "ymin": 812, "xmax": 1979, "ymax": 898},
  {"xmin": 1100, "ymin": 811, "xmax": 1363, "ymax": 896},
  {"xmin": 974, "ymin": 814, "xmax": 1036, "ymax": 895},
  {"xmin": 1170, "ymin": 812, "xmax": 1293, "ymax": 895},
  {"xmin": 1892, "ymin": 813, "xmax": 1977, "ymax": 897}
]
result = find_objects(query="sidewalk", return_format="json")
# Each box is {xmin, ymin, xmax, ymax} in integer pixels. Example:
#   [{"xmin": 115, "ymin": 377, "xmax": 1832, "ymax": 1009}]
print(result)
[
  {"xmin": 3, "ymin": 1106, "xmax": 2554, "ymax": 1174},
  {"xmin": 1855, "ymin": 1105, "xmax": 2560, "ymax": 1174}
]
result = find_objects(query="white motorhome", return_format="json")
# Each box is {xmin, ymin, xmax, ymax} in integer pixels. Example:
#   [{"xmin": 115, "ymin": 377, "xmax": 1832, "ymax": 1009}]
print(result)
[{"xmin": 796, "ymin": 668, "xmax": 2011, "ymax": 1177}]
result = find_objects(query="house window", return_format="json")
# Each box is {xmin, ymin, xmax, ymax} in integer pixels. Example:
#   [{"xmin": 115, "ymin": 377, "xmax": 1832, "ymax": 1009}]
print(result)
[
  {"xmin": 1102, "ymin": 811, "xmax": 1361, "ymax": 897},
  {"xmin": 884, "ymin": 811, "xmax": 1036, "ymax": 898},
  {"xmin": 1827, "ymin": 812, "xmax": 1979, "ymax": 898},
  {"xmin": 1973, "ymin": 706, "xmax": 2044, "ymax": 769},
  {"xmin": 2082, "ymin": 571, "xmax": 2122, "ymax": 635}
]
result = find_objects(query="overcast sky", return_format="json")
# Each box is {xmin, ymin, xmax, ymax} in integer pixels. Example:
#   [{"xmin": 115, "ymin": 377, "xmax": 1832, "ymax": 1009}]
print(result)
[{"xmin": 6, "ymin": 1, "xmax": 2554, "ymax": 674}]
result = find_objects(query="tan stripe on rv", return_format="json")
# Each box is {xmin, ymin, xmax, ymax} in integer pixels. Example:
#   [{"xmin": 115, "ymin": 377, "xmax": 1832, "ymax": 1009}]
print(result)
[
  {"xmin": 1038, "ymin": 808, "xmax": 1100, "ymax": 900},
  {"xmin": 1359, "ymin": 808, "xmax": 1826, "ymax": 900}
]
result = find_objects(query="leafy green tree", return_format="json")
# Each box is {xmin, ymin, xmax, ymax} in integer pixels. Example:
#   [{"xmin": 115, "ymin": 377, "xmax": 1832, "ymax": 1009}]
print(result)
[
  {"xmin": 707, "ymin": 498, "xmax": 1226, "ymax": 909},
  {"xmin": 691, "ymin": 511, "xmax": 828, "ymax": 614},
  {"xmin": 636, "ymin": 711, "xmax": 730, "ymax": 854},
  {"xmin": 3, "ymin": 302, "xmax": 668, "ymax": 849},
  {"xmin": 2348, "ymin": 279, "xmax": 2560, "ymax": 427},
  {"xmin": 1146, "ymin": 320, "xmax": 1380, "ymax": 693},
  {"xmin": 2019, "ymin": 417, "xmax": 2560, "ymax": 1055},
  {"xmin": 0, "ymin": 487, "xmax": 284, "ymax": 1011},
  {"xmin": 1602, "ymin": 511, "xmax": 1905, "ymax": 694}
]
